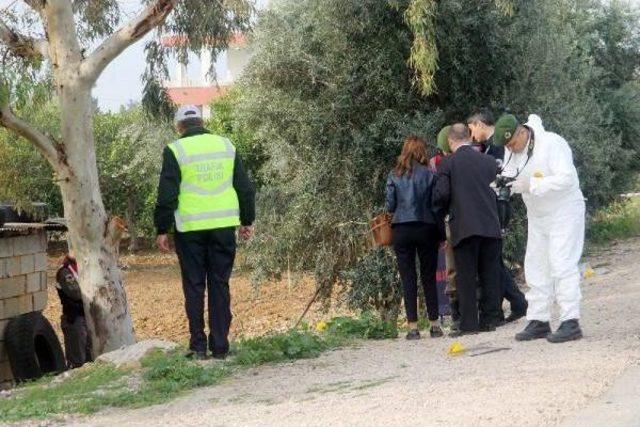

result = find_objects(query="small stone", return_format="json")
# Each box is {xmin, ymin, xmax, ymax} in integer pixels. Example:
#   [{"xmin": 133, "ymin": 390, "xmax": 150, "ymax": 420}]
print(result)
[{"xmin": 95, "ymin": 339, "xmax": 178, "ymax": 369}]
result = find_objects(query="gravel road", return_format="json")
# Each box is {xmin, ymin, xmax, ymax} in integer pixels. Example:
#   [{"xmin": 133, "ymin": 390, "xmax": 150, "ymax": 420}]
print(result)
[{"xmin": 67, "ymin": 238, "xmax": 640, "ymax": 427}]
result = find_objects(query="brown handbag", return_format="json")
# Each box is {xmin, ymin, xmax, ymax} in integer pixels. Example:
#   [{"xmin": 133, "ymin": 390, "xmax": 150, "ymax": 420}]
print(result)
[{"xmin": 370, "ymin": 213, "xmax": 393, "ymax": 246}]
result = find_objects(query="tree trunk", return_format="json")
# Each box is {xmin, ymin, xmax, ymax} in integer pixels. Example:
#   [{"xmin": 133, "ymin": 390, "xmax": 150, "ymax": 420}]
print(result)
[
  {"xmin": 58, "ymin": 80, "xmax": 135, "ymax": 357},
  {"xmin": 125, "ymin": 193, "xmax": 140, "ymax": 252}
]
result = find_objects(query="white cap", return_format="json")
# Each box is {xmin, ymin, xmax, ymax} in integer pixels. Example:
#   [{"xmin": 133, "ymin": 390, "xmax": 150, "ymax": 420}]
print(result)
[{"xmin": 174, "ymin": 105, "xmax": 203, "ymax": 124}]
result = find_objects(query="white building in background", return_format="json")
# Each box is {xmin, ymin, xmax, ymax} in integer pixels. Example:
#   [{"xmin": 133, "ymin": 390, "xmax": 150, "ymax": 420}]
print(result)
[{"xmin": 162, "ymin": 34, "xmax": 252, "ymax": 118}]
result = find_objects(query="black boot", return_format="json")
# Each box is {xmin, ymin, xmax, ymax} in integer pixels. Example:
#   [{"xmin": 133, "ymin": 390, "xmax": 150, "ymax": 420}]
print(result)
[
  {"xmin": 547, "ymin": 319, "xmax": 582, "ymax": 343},
  {"xmin": 406, "ymin": 329, "xmax": 421, "ymax": 340},
  {"xmin": 449, "ymin": 329, "xmax": 478, "ymax": 338},
  {"xmin": 479, "ymin": 322, "xmax": 496, "ymax": 332},
  {"xmin": 515, "ymin": 320, "xmax": 551, "ymax": 341},
  {"xmin": 505, "ymin": 311, "xmax": 526, "ymax": 323},
  {"xmin": 506, "ymin": 300, "xmax": 528, "ymax": 323},
  {"xmin": 430, "ymin": 324, "xmax": 444, "ymax": 338},
  {"xmin": 185, "ymin": 350, "xmax": 208, "ymax": 360}
]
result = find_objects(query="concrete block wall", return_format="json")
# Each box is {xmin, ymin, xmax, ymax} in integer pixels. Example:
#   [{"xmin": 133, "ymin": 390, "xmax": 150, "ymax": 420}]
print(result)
[{"xmin": 0, "ymin": 230, "xmax": 49, "ymax": 387}]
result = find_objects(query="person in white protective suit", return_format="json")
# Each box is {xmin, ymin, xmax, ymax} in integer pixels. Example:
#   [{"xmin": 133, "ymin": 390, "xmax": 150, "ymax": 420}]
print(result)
[{"xmin": 493, "ymin": 113, "xmax": 586, "ymax": 343}]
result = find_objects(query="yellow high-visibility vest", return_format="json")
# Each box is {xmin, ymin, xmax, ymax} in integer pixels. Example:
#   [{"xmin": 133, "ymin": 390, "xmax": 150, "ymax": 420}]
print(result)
[{"xmin": 168, "ymin": 133, "xmax": 240, "ymax": 232}]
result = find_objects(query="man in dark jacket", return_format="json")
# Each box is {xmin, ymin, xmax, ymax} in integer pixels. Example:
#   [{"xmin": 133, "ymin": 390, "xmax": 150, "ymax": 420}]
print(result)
[
  {"xmin": 467, "ymin": 109, "xmax": 528, "ymax": 323},
  {"xmin": 154, "ymin": 105, "xmax": 255, "ymax": 360},
  {"xmin": 433, "ymin": 123, "xmax": 502, "ymax": 336}
]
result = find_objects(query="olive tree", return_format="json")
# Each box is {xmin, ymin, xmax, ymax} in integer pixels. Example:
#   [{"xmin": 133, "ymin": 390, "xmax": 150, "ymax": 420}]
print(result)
[
  {"xmin": 236, "ymin": 0, "xmax": 640, "ymax": 308},
  {"xmin": 0, "ymin": 0, "xmax": 251, "ymax": 356}
]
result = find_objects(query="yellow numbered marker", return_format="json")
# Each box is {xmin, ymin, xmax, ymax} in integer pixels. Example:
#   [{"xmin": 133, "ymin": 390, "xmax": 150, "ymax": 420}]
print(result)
[{"xmin": 448, "ymin": 341, "xmax": 466, "ymax": 355}]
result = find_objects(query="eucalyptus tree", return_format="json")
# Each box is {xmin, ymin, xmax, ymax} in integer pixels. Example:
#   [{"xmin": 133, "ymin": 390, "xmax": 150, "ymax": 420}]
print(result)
[{"xmin": 0, "ymin": 0, "xmax": 252, "ymax": 356}]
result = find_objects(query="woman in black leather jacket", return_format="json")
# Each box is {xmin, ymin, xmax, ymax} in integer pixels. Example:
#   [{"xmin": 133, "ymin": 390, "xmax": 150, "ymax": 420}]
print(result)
[{"xmin": 386, "ymin": 136, "xmax": 443, "ymax": 339}]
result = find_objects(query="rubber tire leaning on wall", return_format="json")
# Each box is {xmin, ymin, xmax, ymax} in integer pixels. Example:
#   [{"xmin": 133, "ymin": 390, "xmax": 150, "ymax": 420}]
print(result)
[{"xmin": 5, "ymin": 312, "xmax": 66, "ymax": 382}]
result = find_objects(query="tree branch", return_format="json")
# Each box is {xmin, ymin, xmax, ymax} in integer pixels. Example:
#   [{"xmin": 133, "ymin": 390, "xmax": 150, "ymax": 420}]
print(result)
[
  {"xmin": 0, "ymin": 104, "xmax": 58, "ymax": 164},
  {"xmin": 80, "ymin": 0, "xmax": 179, "ymax": 83},
  {"xmin": 0, "ymin": 18, "xmax": 48, "ymax": 60}
]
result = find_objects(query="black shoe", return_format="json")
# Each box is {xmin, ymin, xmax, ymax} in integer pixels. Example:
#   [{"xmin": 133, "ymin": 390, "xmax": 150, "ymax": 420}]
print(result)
[
  {"xmin": 211, "ymin": 351, "xmax": 228, "ymax": 360},
  {"xmin": 515, "ymin": 320, "xmax": 551, "ymax": 341},
  {"xmin": 547, "ymin": 319, "xmax": 582, "ymax": 344},
  {"xmin": 448, "ymin": 329, "xmax": 478, "ymax": 338},
  {"xmin": 479, "ymin": 323, "xmax": 496, "ymax": 332},
  {"xmin": 505, "ymin": 311, "xmax": 526, "ymax": 323},
  {"xmin": 430, "ymin": 325, "xmax": 444, "ymax": 338},
  {"xmin": 185, "ymin": 350, "xmax": 208, "ymax": 360},
  {"xmin": 406, "ymin": 329, "xmax": 421, "ymax": 340}
]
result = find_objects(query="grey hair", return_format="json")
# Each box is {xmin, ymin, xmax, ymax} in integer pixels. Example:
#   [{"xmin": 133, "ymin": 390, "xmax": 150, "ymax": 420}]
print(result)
[{"xmin": 448, "ymin": 123, "xmax": 471, "ymax": 143}]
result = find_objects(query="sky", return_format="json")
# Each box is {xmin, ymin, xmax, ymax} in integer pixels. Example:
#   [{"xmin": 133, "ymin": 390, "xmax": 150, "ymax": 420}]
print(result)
[{"xmin": 0, "ymin": 0, "xmax": 637, "ymax": 112}]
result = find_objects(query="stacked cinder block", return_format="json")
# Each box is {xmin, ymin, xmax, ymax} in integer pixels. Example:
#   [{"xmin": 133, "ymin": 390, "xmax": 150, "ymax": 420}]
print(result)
[{"xmin": 0, "ymin": 230, "xmax": 49, "ymax": 386}]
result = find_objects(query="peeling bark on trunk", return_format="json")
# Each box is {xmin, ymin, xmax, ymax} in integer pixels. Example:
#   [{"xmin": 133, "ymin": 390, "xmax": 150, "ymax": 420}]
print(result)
[{"xmin": 58, "ymin": 82, "xmax": 135, "ymax": 356}]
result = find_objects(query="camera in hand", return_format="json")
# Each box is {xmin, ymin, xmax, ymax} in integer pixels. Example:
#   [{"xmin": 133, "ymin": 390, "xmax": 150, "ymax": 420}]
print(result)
[
  {"xmin": 495, "ymin": 175, "xmax": 516, "ymax": 202},
  {"xmin": 495, "ymin": 174, "xmax": 516, "ymax": 231}
]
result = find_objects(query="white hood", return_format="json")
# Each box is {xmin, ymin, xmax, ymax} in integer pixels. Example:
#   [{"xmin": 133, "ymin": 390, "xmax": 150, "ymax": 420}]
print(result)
[{"xmin": 525, "ymin": 114, "xmax": 545, "ymax": 135}]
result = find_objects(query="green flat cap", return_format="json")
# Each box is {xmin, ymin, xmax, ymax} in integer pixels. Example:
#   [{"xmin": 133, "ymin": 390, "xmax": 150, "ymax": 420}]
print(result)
[
  {"xmin": 437, "ymin": 125, "xmax": 452, "ymax": 153},
  {"xmin": 493, "ymin": 114, "xmax": 519, "ymax": 146}
]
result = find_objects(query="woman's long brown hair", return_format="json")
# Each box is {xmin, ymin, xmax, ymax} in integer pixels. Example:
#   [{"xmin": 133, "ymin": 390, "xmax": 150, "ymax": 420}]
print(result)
[{"xmin": 394, "ymin": 135, "xmax": 430, "ymax": 177}]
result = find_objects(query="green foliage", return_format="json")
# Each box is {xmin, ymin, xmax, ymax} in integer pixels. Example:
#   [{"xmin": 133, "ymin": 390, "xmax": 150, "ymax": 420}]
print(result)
[
  {"xmin": 237, "ymin": 0, "xmax": 640, "ymax": 294},
  {"xmin": 237, "ymin": 0, "xmax": 440, "ymax": 297},
  {"xmin": 231, "ymin": 330, "xmax": 328, "ymax": 366},
  {"xmin": 0, "ymin": 363, "xmax": 127, "ymax": 422},
  {"xmin": 0, "ymin": 352, "xmax": 230, "ymax": 423},
  {"xmin": 0, "ymin": 103, "xmax": 171, "ymax": 244},
  {"xmin": 95, "ymin": 106, "xmax": 173, "ymax": 241},
  {"xmin": 0, "ymin": 101, "xmax": 62, "ymax": 213},
  {"xmin": 587, "ymin": 198, "xmax": 640, "ymax": 246},
  {"xmin": 325, "ymin": 313, "xmax": 398, "ymax": 340},
  {"xmin": 341, "ymin": 248, "xmax": 402, "ymax": 323},
  {"xmin": 137, "ymin": 351, "xmax": 229, "ymax": 400},
  {"xmin": 403, "ymin": 0, "xmax": 439, "ymax": 95},
  {"xmin": 207, "ymin": 90, "xmax": 266, "ymax": 185},
  {"xmin": 230, "ymin": 312, "xmax": 398, "ymax": 366}
]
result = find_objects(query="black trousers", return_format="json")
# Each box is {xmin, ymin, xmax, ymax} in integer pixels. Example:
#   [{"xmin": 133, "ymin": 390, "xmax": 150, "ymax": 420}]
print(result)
[
  {"xmin": 497, "ymin": 236, "xmax": 527, "ymax": 316},
  {"xmin": 175, "ymin": 227, "xmax": 236, "ymax": 354},
  {"xmin": 61, "ymin": 315, "xmax": 92, "ymax": 368},
  {"xmin": 500, "ymin": 257, "xmax": 528, "ymax": 316},
  {"xmin": 453, "ymin": 236, "xmax": 502, "ymax": 331},
  {"xmin": 392, "ymin": 222, "xmax": 440, "ymax": 322}
]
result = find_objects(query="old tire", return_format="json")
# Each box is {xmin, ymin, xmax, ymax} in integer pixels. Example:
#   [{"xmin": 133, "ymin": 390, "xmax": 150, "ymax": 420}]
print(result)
[{"xmin": 4, "ymin": 312, "xmax": 66, "ymax": 381}]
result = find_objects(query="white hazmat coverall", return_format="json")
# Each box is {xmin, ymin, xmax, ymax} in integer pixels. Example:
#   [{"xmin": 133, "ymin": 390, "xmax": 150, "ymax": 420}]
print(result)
[{"xmin": 502, "ymin": 115, "xmax": 585, "ymax": 323}]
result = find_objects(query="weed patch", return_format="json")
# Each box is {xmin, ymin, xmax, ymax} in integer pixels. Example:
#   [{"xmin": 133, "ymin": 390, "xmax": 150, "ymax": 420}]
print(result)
[{"xmin": 587, "ymin": 198, "xmax": 640, "ymax": 246}]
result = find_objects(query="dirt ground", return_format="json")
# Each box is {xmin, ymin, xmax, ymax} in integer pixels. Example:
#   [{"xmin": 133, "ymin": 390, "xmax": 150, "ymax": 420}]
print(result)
[
  {"xmin": 56, "ymin": 237, "xmax": 640, "ymax": 427},
  {"xmin": 43, "ymin": 252, "xmax": 350, "ymax": 345}
]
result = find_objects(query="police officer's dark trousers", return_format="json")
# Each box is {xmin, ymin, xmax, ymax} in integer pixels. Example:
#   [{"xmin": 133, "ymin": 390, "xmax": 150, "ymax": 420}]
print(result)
[{"xmin": 175, "ymin": 227, "xmax": 236, "ymax": 355}]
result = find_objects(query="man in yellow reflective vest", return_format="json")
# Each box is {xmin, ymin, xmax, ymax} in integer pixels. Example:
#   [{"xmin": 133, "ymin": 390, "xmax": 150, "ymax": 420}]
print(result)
[{"xmin": 154, "ymin": 105, "xmax": 255, "ymax": 360}]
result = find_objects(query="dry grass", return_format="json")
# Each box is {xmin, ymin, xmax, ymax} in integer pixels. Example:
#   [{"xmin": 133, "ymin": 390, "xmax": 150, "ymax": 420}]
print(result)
[{"xmin": 43, "ymin": 251, "xmax": 351, "ymax": 345}]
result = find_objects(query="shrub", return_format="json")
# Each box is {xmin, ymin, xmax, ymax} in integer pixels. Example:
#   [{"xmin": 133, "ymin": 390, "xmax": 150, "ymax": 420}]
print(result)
[{"xmin": 341, "ymin": 248, "xmax": 403, "ymax": 324}]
